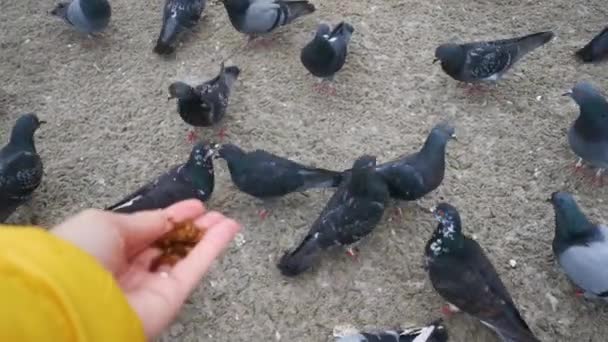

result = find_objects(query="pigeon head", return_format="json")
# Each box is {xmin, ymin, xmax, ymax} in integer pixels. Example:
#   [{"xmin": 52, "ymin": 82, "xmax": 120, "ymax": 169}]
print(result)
[
  {"xmin": 421, "ymin": 122, "xmax": 456, "ymax": 153},
  {"xmin": 427, "ymin": 203, "xmax": 463, "ymax": 256},
  {"xmin": 215, "ymin": 143, "xmax": 246, "ymax": 161},
  {"xmin": 550, "ymin": 191, "xmax": 595, "ymax": 241},
  {"xmin": 224, "ymin": 65, "xmax": 241, "ymax": 78},
  {"xmin": 563, "ymin": 82, "xmax": 607, "ymax": 107},
  {"xmin": 10, "ymin": 113, "xmax": 45, "ymax": 147},
  {"xmin": 50, "ymin": 2, "xmax": 68, "ymax": 17},
  {"xmin": 168, "ymin": 82, "xmax": 195, "ymax": 101},
  {"xmin": 432, "ymin": 203, "xmax": 462, "ymax": 236},
  {"xmin": 434, "ymin": 43, "xmax": 465, "ymax": 75},
  {"xmin": 187, "ymin": 142, "xmax": 216, "ymax": 167},
  {"xmin": 352, "ymin": 154, "xmax": 377, "ymax": 169},
  {"xmin": 314, "ymin": 23, "xmax": 331, "ymax": 38}
]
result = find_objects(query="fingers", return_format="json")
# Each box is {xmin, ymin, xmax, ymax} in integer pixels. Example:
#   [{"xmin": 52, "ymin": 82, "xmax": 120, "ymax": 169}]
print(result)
[
  {"xmin": 170, "ymin": 213, "xmax": 241, "ymax": 300},
  {"xmin": 118, "ymin": 199, "xmax": 206, "ymax": 257}
]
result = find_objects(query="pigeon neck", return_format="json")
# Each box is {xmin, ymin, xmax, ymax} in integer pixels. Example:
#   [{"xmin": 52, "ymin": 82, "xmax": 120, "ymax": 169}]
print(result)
[
  {"xmin": 574, "ymin": 98, "xmax": 608, "ymax": 141},
  {"xmin": 554, "ymin": 204, "xmax": 595, "ymax": 241},
  {"xmin": 81, "ymin": 0, "xmax": 111, "ymax": 16},
  {"xmin": 186, "ymin": 155, "xmax": 214, "ymax": 188},
  {"xmin": 420, "ymin": 134, "xmax": 448, "ymax": 160},
  {"xmin": 428, "ymin": 220, "xmax": 464, "ymax": 256},
  {"xmin": 9, "ymin": 127, "xmax": 36, "ymax": 150}
]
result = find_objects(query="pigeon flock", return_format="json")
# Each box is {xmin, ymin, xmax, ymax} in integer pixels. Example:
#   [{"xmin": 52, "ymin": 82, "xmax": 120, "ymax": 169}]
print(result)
[{"xmin": 1, "ymin": 0, "xmax": 608, "ymax": 341}]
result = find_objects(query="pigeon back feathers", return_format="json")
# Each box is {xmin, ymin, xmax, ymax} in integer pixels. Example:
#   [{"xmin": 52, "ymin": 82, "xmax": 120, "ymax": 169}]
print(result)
[{"xmin": 154, "ymin": 0, "xmax": 206, "ymax": 54}]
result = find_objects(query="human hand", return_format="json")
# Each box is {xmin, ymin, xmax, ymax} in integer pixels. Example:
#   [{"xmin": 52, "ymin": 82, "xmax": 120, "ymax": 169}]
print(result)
[{"xmin": 51, "ymin": 199, "xmax": 241, "ymax": 338}]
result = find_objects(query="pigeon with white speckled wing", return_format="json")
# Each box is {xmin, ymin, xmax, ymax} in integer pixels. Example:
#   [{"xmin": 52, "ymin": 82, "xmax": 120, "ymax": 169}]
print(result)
[
  {"xmin": 277, "ymin": 155, "xmax": 389, "ymax": 277},
  {"xmin": 434, "ymin": 31, "xmax": 554, "ymax": 83},
  {"xmin": 106, "ymin": 142, "xmax": 215, "ymax": 213},
  {"xmin": 0, "ymin": 114, "xmax": 45, "ymax": 222},
  {"xmin": 154, "ymin": 0, "xmax": 206, "ymax": 54},
  {"xmin": 220, "ymin": 0, "xmax": 315, "ymax": 40},
  {"xmin": 51, "ymin": 0, "xmax": 111, "ymax": 34},
  {"xmin": 550, "ymin": 192, "xmax": 608, "ymax": 301},
  {"xmin": 335, "ymin": 320, "xmax": 448, "ymax": 342},
  {"xmin": 169, "ymin": 63, "xmax": 240, "ymax": 142},
  {"xmin": 424, "ymin": 203, "xmax": 539, "ymax": 342},
  {"xmin": 563, "ymin": 82, "xmax": 608, "ymax": 183}
]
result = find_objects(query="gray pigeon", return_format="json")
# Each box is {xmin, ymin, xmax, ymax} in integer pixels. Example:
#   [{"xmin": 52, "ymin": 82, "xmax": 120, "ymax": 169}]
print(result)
[
  {"xmin": 335, "ymin": 320, "xmax": 448, "ymax": 342},
  {"xmin": 154, "ymin": 0, "xmax": 206, "ymax": 55},
  {"xmin": 563, "ymin": 82, "xmax": 608, "ymax": 183},
  {"xmin": 168, "ymin": 63, "xmax": 240, "ymax": 142},
  {"xmin": 220, "ymin": 0, "xmax": 315, "ymax": 41},
  {"xmin": 374, "ymin": 122, "xmax": 455, "ymax": 214},
  {"xmin": 106, "ymin": 142, "xmax": 216, "ymax": 213},
  {"xmin": 51, "ymin": 0, "xmax": 111, "ymax": 34},
  {"xmin": 425, "ymin": 203, "xmax": 539, "ymax": 342},
  {"xmin": 300, "ymin": 22, "xmax": 354, "ymax": 94},
  {"xmin": 0, "ymin": 114, "xmax": 45, "ymax": 222},
  {"xmin": 550, "ymin": 191, "xmax": 608, "ymax": 300},
  {"xmin": 434, "ymin": 31, "xmax": 554, "ymax": 83},
  {"xmin": 277, "ymin": 155, "xmax": 389, "ymax": 276},
  {"xmin": 576, "ymin": 27, "xmax": 608, "ymax": 63}
]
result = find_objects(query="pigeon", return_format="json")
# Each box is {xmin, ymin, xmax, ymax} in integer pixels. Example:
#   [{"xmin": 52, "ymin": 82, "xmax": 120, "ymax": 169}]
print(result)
[
  {"xmin": 563, "ymin": 81, "xmax": 608, "ymax": 183},
  {"xmin": 576, "ymin": 27, "xmax": 608, "ymax": 63},
  {"xmin": 434, "ymin": 31, "xmax": 554, "ymax": 84},
  {"xmin": 154, "ymin": 0, "xmax": 206, "ymax": 55},
  {"xmin": 300, "ymin": 22, "xmax": 354, "ymax": 94},
  {"xmin": 549, "ymin": 191, "xmax": 608, "ymax": 300},
  {"xmin": 106, "ymin": 142, "xmax": 215, "ymax": 213},
  {"xmin": 277, "ymin": 155, "xmax": 389, "ymax": 276},
  {"xmin": 168, "ymin": 63, "xmax": 240, "ymax": 142},
  {"xmin": 0, "ymin": 114, "xmax": 45, "ymax": 222},
  {"xmin": 335, "ymin": 320, "xmax": 448, "ymax": 342},
  {"xmin": 374, "ymin": 122, "xmax": 455, "ymax": 214},
  {"xmin": 51, "ymin": 0, "xmax": 111, "ymax": 34},
  {"xmin": 424, "ymin": 203, "xmax": 539, "ymax": 342},
  {"xmin": 219, "ymin": 0, "xmax": 315, "ymax": 42}
]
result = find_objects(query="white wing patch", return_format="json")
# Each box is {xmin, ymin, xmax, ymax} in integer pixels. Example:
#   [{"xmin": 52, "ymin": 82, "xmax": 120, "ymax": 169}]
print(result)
[{"xmin": 113, "ymin": 195, "xmax": 143, "ymax": 210}]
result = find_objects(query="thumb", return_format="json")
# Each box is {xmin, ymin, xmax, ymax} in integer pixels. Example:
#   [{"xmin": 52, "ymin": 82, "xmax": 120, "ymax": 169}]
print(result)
[
  {"xmin": 112, "ymin": 209, "xmax": 172, "ymax": 257},
  {"xmin": 113, "ymin": 200, "xmax": 207, "ymax": 257}
]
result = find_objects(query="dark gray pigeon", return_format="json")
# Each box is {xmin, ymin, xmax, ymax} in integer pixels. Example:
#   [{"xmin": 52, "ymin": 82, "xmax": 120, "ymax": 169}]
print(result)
[
  {"xmin": 106, "ymin": 142, "xmax": 215, "ymax": 213},
  {"xmin": 300, "ymin": 22, "xmax": 354, "ymax": 94},
  {"xmin": 550, "ymin": 191, "xmax": 608, "ymax": 300},
  {"xmin": 563, "ymin": 82, "xmax": 608, "ymax": 183},
  {"xmin": 215, "ymin": 143, "xmax": 343, "ymax": 218},
  {"xmin": 576, "ymin": 27, "xmax": 608, "ymax": 63},
  {"xmin": 154, "ymin": 0, "xmax": 206, "ymax": 55},
  {"xmin": 220, "ymin": 0, "xmax": 315, "ymax": 40},
  {"xmin": 424, "ymin": 203, "xmax": 539, "ymax": 342},
  {"xmin": 277, "ymin": 155, "xmax": 389, "ymax": 276},
  {"xmin": 334, "ymin": 320, "xmax": 448, "ymax": 342},
  {"xmin": 0, "ymin": 114, "xmax": 45, "ymax": 222},
  {"xmin": 168, "ymin": 63, "xmax": 240, "ymax": 142},
  {"xmin": 51, "ymin": 0, "xmax": 111, "ymax": 34},
  {"xmin": 434, "ymin": 31, "xmax": 554, "ymax": 83},
  {"xmin": 374, "ymin": 123, "xmax": 455, "ymax": 212}
]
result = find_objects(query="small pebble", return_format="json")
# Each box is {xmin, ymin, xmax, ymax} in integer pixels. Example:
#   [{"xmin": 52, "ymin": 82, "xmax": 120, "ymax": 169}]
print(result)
[
  {"xmin": 536, "ymin": 95, "xmax": 542, "ymax": 101},
  {"xmin": 509, "ymin": 259, "xmax": 517, "ymax": 268}
]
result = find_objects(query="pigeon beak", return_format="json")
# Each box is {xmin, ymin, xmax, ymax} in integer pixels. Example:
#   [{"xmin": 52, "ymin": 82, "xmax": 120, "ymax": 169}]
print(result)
[
  {"xmin": 562, "ymin": 90, "xmax": 573, "ymax": 97},
  {"xmin": 450, "ymin": 133, "xmax": 457, "ymax": 141},
  {"xmin": 38, "ymin": 120, "xmax": 47, "ymax": 125},
  {"xmin": 167, "ymin": 95, "xmax": 174, "ymax": 101},
  {"xmin": 432, "ymin": 58, "xmax": 439, "ymax": 64},
  {"xmin": 429, "ymin": 206, "xmax": 437, "ymax": 214}
]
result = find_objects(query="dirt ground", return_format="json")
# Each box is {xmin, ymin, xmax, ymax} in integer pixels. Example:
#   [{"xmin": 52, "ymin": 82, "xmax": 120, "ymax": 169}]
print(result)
[{"xmin": 2, "ymin": 0, "xmax": 608, "ymax": 340}]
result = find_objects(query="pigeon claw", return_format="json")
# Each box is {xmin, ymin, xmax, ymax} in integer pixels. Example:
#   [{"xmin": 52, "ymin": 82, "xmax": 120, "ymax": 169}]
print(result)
[
  {"xmin": 575, "ymin": 289, "xmax": 585, "ymax": 298},
  {"xmin": 346, "ymin": 247, "xmax": 359, "ymax": 261},
  {"xmin": 572, "ymin": 158, "xmax": 584, "ymax": 174},
  {"xmin": 218, "ymin": 127, "xmax": 228, "ymax": 142},
  {"xmin": 594, "ymin": 169, "xmax": 605, "ymax": 187},
  {"xmin": 186, "ymin": 131, "xmax": 199, "ymax": 144},
  {"xmin": 258, "ymin": 209, "xmax": 270, "ymax": 220},
  {"xmin": 313, "ymin": 82, "xmax": 336, "ymax": 96},
  {"xmin": 441, "ymin": 304, "xmax": 460, "ymax": 317}
]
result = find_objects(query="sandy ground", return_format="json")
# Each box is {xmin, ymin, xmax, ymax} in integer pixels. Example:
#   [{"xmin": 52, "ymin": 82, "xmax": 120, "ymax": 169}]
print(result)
[{"xmin": 2, "ymin": 0, "xmax": 608, "ymax": 340}]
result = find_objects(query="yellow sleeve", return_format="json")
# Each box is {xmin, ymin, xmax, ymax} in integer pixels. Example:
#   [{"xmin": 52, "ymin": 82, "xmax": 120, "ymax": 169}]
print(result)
[{"xmin": 0, "ymin": 226, "xmax": 145, "ymax": 342}]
